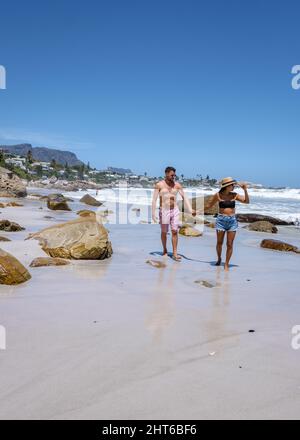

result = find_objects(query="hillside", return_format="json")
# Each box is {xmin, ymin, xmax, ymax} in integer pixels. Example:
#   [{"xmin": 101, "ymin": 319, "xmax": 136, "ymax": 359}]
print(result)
[{"xmin": 0, "ymin": 144, "xmax": 84, "ymax": 166}]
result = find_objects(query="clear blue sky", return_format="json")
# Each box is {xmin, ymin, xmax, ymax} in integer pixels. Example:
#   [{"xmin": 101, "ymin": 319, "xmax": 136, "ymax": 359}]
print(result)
[{"xmin": 0, "ymin": 0, "xmax": 299, "ymax": 186}]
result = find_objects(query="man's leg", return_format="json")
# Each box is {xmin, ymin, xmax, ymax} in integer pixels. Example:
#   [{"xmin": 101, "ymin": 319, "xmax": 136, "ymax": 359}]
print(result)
[
  {"xmin": 161, "ymin": 231, "xmax": 168, "ymax": 255},
  {"xmin": 171, "ymin": 208, "xmax": 181, "ymax": 260},
  {"xmin": 159, "ymin": 209, "xmax": 169, "ymax": 255},
  {"xmin": 171, "ymin": 229, "xmax": 181, "ymax": 260}
]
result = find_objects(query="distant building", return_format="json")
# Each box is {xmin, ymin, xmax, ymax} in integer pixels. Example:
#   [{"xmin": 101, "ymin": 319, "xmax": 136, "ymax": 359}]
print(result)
[
  {"xmin": 107, "ymin": 166, "xmax": 133, "ymax": 175},
  {"xmin": 4, "ymin": 156, "xmax": 26, "ymax": 170}
]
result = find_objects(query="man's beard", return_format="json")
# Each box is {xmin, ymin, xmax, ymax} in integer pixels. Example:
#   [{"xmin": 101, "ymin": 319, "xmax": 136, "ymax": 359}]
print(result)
[{"xmin": 166, "ymin": 176, "xmax": 175, "ymax": 184}]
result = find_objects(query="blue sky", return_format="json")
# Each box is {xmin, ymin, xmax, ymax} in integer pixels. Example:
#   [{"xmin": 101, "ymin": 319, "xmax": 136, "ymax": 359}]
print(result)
[{"xmin": 0, "ymin": 0, "xmax": 299, "ymax": 186}]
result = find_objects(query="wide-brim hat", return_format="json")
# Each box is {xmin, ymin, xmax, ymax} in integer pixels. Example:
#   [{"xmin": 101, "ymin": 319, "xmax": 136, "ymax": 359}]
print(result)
[{"xmin": 219, "ymin": 177, "xmax": 237, "ymax": 189}]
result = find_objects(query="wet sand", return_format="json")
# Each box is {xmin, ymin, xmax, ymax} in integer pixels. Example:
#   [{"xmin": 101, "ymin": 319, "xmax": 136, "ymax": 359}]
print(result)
[{"xmin": 0, "ymin": 193, "xmax": 300, "ymax": 419}]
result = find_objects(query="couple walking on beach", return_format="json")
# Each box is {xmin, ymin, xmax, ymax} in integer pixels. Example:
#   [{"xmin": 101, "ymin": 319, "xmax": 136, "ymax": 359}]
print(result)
[{"xmin": 152, "ymin": 166, "xmax": 249, "ymax": 271}]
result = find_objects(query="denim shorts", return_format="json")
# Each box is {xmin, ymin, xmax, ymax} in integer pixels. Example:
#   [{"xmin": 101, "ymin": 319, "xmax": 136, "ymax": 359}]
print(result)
[{"xmin": 216, "ymin": 214, "xmax": 238, "ymax": 232}]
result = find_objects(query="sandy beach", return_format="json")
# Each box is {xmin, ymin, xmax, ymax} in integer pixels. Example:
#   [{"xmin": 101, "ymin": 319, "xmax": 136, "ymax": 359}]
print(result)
[{"xmin": 0, "ymin": 191, "xmax": 300, "ymax": 419}]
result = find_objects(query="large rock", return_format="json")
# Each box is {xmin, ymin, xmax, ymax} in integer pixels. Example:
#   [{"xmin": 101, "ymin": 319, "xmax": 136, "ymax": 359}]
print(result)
[
  {"xmin": 179, "ymin": 224, "xmax": 202, "ymax": 237},
  {"xmin": 47, "ymin": 193, "xmax": 71, "ymax": 211},
  {"xmin": 28, "ymin": 216, "xmax": 113, "ymax": 260},
  {"xmin": 30, "ymin": 257, "xmax": 70, "ymax": 267},
  {"xmin": 80, "ymin": 194, "xmax": 102, "ymax": 207},
  {"xmin": 260, "ymin": 239, "xmax": 300, "ymax": 253},
  {"xmin": 0, "ymin": 219, "xmax": 25, "ymax": 231},
  {"xmin": 178, "ymin": 195, "xmax": 218, "ymax": 215},
  {"xmin": 0, "ymin": 248, "xmax": 31, "ymax": 284},
  {"xmin": 77, "ymin": 209, "xmax": 96, "ymax": 218},
  {"xmin": 179, "ymin": 213, "xmax": 204, "ymax": 225},
  {"xmin": 246, "ymin": 221, "xmax": 278, "ymax": 233},
  {"xmin": 237, "ymin": 213, "xmax": 293, "ymax": 225},
  {"xmin": 0, "ymin": 167, "xmax": 27, "ymax": 197},
  {"xmin": 0, "ymin": 236, "xmax": 11, "ymax": 241}
]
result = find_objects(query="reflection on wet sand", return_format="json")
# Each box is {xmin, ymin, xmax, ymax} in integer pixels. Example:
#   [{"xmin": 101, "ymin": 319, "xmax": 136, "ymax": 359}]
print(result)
[
  {"xmin": 144, "ymin": 260, "xmax": 180, "ymax": 344},
  {"xmin": 204, "ymin": 269, "xmax": 234, "ymax": 352},
  {"xmin": 69, "ymin": 259, "xmax": 111, "ymax": 280}
]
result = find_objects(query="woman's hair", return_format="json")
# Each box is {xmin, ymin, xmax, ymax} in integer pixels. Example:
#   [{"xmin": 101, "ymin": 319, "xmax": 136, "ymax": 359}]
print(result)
[{"xmin": 219, "ymin": 185, "xmax": 234, "ymax": 194}]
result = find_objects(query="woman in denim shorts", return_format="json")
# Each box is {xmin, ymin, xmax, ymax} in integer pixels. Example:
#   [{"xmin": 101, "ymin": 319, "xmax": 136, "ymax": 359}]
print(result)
[{"xmin": 206, "ymin": 177, "xmax": 250, "ymax": 271}]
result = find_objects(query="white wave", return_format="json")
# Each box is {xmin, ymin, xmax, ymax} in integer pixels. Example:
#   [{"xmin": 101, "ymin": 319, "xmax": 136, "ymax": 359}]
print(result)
[{"xmin": 61, "ymin": 185, "xmax": 300, "ymax": 223}]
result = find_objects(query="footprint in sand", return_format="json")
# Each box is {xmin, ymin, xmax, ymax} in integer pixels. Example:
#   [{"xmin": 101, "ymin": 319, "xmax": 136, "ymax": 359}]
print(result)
[
  {"xmin": 194, "ymin": 279, "xmax": 219, "ymax": 288},
  {"xmin": 146, "ymin": 259, "xmax": 167, "ymax": 269}
]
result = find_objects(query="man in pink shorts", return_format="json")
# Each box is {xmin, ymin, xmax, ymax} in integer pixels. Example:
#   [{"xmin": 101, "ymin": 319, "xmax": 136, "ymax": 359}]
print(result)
[{"xmin": 152, "ymin": 166, "xmax": 195, "ymax": 261}]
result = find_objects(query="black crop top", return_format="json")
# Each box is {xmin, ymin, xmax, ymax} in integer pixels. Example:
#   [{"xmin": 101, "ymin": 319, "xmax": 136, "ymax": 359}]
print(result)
[{"xmin": 218, "ymin": 193, "xmax": 237, "ymax": 209}]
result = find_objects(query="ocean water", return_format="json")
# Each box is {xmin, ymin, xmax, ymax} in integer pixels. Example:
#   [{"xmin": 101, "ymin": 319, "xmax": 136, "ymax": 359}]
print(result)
[{"xmin": 59, "ymin": 185, "xmax": 300, "ymax": 223}]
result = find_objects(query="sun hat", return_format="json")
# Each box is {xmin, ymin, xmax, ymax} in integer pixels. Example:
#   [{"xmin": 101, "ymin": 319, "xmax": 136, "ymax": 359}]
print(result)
[{"xmin": 219, "ymin": 177, "xmax": 237, "ymax": 189}]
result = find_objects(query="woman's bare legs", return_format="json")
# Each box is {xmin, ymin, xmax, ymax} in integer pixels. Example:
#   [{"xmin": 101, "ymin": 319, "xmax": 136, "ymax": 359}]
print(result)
[
  {"xmin": 225, "ymin": 231, "xmax": 236, "ymax": 271},
  {"xmin": 216, "ymin": 231, "xmax": 225, "ymax": 265}
]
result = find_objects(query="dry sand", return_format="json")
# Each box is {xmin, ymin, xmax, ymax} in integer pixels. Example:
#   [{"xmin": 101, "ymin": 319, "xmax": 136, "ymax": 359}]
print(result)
[{"xmin": 0, "ymin": 193, "xmax": 300, "ymax": 419}]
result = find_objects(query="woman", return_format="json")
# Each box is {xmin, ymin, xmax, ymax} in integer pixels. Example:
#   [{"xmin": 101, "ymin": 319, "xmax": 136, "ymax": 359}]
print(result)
[{"xmin": 206, "ymin": 177, "xmax": 249, "ymax": 271}]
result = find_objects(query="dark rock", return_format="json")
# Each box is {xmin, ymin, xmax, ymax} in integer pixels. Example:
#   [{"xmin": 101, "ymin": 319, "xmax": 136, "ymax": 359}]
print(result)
[
  {"xmin": 0, "ymin": 248, "xmax": 31, "ymax": 285},
  {"xmin": 80, "ymin": 194, "xmax": 102, "ymax": 206},
  {"xmin": 237, "ymin": 213, "xmax": 293, "ymax": 225},
  {"xmin": 246, "ymin": 220, "xmax": 278, "ymax": 233},
  {"xmin": 260, "ymin": 239, "xmax": 300, "ymax": 253},
  {"xmin": 0, "ymin": 220, "xmax": 25, "ymax": 232}
]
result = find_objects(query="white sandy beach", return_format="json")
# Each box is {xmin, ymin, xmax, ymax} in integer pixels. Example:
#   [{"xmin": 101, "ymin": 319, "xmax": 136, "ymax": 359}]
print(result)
[{"xmin": 0, "ymin": 192, "xmax": 300, "ymax": 419}]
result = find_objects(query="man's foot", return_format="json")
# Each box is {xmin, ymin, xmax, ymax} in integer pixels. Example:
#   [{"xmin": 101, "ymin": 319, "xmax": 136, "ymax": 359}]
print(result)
[
  {"xmin": 224, "ymin": 263, "xmax": 229, "ymax": 271},
  {"xmin": 172, "ymin": 254, "xmax": 181, "ymax": 261},
  {"xmin": 162, "ymin": 249, "xmax": 168, "ymax": 256},
  {"xmin": 215, "ymin": 258, "xmax": 222, "ymax": 266}
]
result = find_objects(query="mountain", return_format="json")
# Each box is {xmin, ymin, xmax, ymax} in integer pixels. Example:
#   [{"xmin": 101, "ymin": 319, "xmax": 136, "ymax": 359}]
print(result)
[
  {"xmin": 107, "ymin": 166, "xmax": 132, "ymax": 175},
  {"xmin": 0, "ymin": 144, "xmax": 84, "ymax": 166}
]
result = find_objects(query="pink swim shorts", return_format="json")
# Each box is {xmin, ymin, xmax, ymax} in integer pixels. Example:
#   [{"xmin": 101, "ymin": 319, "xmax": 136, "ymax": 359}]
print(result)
[{"xmin": 159, "ymin": 206, "xmax": 180, "ymax": 233}]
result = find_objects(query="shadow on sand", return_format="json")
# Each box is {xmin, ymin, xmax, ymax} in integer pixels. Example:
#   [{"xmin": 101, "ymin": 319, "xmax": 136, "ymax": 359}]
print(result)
[{"xmin": 150, "ymin": 251, "xmax": 239, "ymax": 267}]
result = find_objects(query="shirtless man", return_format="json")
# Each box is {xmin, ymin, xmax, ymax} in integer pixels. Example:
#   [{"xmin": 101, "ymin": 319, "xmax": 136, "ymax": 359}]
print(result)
[{"xmin": 152, "ymin": 166, "xmax": 195, "ymax": 261}]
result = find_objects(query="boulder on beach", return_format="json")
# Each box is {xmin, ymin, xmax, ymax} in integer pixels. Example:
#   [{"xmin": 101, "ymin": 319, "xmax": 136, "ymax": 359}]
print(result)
[
  {"xmin": 30, "ymin": 257, "xmax": 71, "ymax": 267},
  {"xmin": 260, "ymin": 239, "xmax": 300, "ymax": 253},
  {"xmin": 47, "ymin": 193, "xmax": 73, "ymax": 202},
  {"xmin": 0, "ymin": 236, "xmax": 11, "ymax": 242},
  {"xmin": 28, "ymin": 215, "xmax": 113, "ymax": 260},
  {"xmin": 237, "ymin": 213, "xmax": 293, "ymax": 225},
  {"xmin": 178, "ymin": 195, "xmax": 218, "ymax": 216},
  {"xmin": 80, "ymin": 194, "xmax": 102, "ymax": 207},
  {"xmin": 179, "ymin": 213, "xmax": 204, "ymax": 225},
  {"xmin": 47, "ymin": 193, "xmax": 71, "ymax": 211},
  {"xmin": 0, "ymin": 167, "xmax": 27, "ymax": 198},
  {"xmin": 5, "ymin": 201, "xmax": 24, "ymax": 207},
  {"xmin": 179, "ymin": 224, "xmax": 202, "ymax": 237},
  {"xmin": 77, "ymin": 209, "xmax": 96, "ymax": 218},
  {"xmin": 0, "ymin": 248, "xmax": 31, "ymax": 285},
  {"xmin": 246, "ymin": 221, "xmax": 278, "ymax": 233},
  {"xmin": 0, "ymin": 219, "xmax": 25, "ymax": 232}
]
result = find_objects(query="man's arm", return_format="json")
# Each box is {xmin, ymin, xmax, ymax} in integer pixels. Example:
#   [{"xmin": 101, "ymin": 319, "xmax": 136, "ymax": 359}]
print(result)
[
  {"xmin": 178, "ymin": 184, "xmax": 195, "ymax": 215},
  {"xmin": 152, "ymin": 183, "xmax": 160, "ymax": 222}
]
